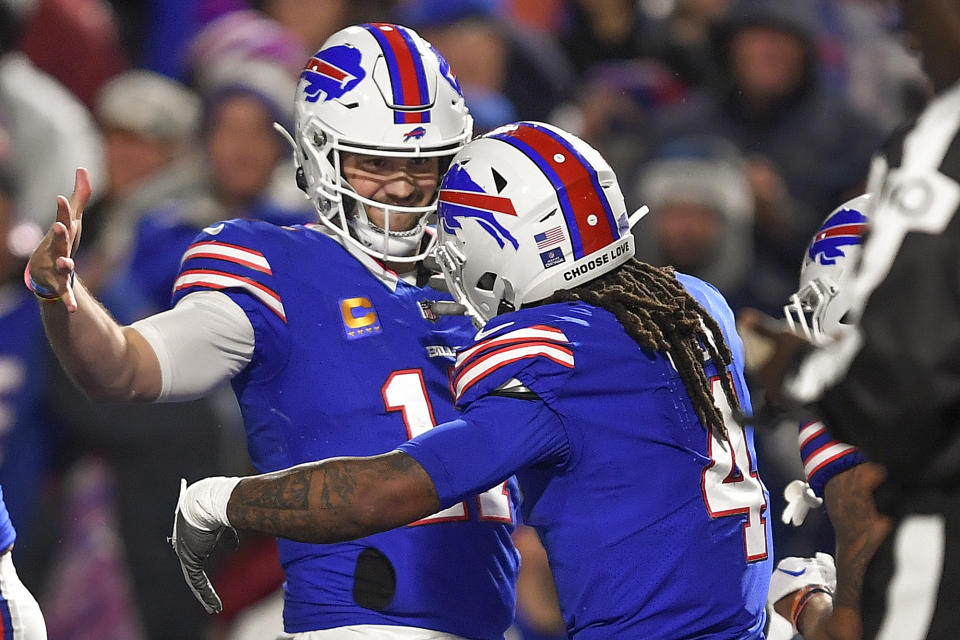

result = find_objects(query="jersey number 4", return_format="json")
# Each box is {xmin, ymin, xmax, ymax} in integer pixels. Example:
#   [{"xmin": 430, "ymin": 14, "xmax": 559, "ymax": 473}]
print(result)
[
  {"xmin": 701, "ymin": 376, "xmax": 768, "ymax": 561},
  {"xmin": 382, "ymin": 369, "xmax": 513, "ymax": 526}
]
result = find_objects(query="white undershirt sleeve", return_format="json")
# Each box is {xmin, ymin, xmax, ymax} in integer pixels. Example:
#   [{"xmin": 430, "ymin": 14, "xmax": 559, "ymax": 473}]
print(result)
[{"xmin": 130, "ymin": 291, "xmax": 255, "ymax": 402}]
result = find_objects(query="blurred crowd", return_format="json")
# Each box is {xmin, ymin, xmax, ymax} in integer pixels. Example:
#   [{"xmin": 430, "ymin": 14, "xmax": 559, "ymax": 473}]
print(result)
[{"xmin": 0, "ymin": 0, "xmax": 931, "ymax": 638}]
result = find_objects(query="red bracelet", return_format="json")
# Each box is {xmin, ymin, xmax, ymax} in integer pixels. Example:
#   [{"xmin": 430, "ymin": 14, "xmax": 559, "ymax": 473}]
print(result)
[{"xmin": 791, "ymin": 584, "xmax": 833, "ymax": 633}]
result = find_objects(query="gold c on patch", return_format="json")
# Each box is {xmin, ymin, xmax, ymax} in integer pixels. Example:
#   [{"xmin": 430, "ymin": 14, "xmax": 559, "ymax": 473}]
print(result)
[{"xmin": 340, "ymin": 297, "xmax": 382, "ymax": 340}]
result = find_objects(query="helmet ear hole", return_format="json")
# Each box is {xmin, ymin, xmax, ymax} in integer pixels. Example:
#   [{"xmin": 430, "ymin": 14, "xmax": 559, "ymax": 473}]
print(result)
[
  {"xmin": 295, "ymin": 166, "xmax": 308, "ymax": 192},
  {"xmin": 475, "ymin": 272, "xmax": 497, "ymax": 292},
  {"xmin": 497, "ymin": 300, "xmax": 516, "ymax": 315}
]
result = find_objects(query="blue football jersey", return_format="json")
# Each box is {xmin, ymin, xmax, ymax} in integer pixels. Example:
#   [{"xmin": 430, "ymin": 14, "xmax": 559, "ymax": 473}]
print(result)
[
  {"xmin": 102, "ymin": 199, "xmax": 314, "ymax": 323},
  {"xmin": 401, "ymin": 272, "xmax": 772, "ymax": 639},
  {"xmin": 171, "ymin": 220, "xmax": 520, "ymax": 637},
  {"xmin": 0, "ymin": 287, "xmax": 58, "ymax": 552}
]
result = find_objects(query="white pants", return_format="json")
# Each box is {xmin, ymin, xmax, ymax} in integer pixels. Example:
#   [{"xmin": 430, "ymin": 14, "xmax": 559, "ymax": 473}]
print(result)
[{"xmin": 0, "ymin": 551, "xmax": 46, "ymax": 640}]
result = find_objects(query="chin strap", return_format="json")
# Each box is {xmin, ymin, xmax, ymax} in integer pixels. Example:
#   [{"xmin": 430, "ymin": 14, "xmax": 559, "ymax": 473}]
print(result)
[{"xmin": 628, "ymin": 205, "xmax": 650, "ymax": 230}]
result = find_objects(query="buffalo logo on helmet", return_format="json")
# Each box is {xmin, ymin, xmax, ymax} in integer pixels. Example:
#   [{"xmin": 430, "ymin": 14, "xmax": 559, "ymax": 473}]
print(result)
[
  {"xmin": 429, "ymin": 44, "xmax": 463, "ymax": 95},
  {"xmin": 301, "ymin": 45, "xmax": 366, "ymax": 103},
  {"xmin": 807, "ymin": 206, "xmax": 869, "ymax": 266},
  {"xmin": 403, "ymin": 126, "xmax": 427, "ymax": 142},
  {"xmin": 439, "ymin": 164, "xmax": 520, "ymax": 249}
]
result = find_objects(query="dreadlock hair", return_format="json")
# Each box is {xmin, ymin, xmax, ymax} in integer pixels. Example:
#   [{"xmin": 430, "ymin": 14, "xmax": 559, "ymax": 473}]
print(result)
[{"xmin": 541, "ymin": 258, "xmax": 739, "ymax": 439}]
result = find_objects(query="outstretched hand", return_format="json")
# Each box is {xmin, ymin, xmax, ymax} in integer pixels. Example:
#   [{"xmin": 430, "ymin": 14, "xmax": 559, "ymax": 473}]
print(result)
[{"xmin": 27, "ymin": 168, "xmax": 91, "ymax": 312}]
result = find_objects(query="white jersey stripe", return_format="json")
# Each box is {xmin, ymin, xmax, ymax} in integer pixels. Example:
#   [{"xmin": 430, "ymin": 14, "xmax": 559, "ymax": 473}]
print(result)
[
  {"xmin": 183, "ymin": 241, "xmax": 272, "ymax": 274},
  {"xmin": 798, "ymin": 421, "xmax": 826, "ymax": 449},
  {"xmin": 804, "ymin": 442, "xmax": 857, "ymax": 479},
  {"xmin": 455, "ymin": 343, "xmax": 573, "ymax": 400},
  {"xmin": 174, "ymin": 270, "xmax": 286, "ymax": 321},
  {"xmin": 456, "ymin": 326, "xmax": 568, "ymax": 368},
  {"xmin": 876, "ymin": 514, "xmax": 945, "ymax": 640}
]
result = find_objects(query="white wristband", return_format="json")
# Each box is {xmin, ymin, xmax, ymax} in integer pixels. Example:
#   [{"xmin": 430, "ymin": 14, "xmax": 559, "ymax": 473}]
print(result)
[{"xmin": 180, "ymin": 476, "xmax": 242, "ymax": 530}]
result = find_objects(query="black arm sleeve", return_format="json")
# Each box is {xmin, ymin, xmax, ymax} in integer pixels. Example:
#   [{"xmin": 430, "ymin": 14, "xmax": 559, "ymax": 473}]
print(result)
[
  {"xmin": 820, "ymin": 104, "xmax": 960, "ymax": 488},
  {"xmin": 821, "ymin": 222, "xmax": 960, "ymax": 485}
]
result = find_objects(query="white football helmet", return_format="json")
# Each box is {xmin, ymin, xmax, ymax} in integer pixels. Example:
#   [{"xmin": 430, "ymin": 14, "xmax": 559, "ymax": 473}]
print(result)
[
  {"xmin": 434, "ymin": 121, "xmax": 648, "ymax": 328},
  {"xmin": 784, "ymin": 193, "xmax": 873, "ymax": 343},
  {"xmin": 286, "ymin": 23, "xmax": 473, "ymax": 262}
]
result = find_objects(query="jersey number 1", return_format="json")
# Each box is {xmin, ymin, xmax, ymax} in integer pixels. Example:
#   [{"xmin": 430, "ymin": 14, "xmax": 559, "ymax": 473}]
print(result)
[
  {"xmin": 382, "ymin": 369, "xmax": 513, "ymax": 526},
  {"xmin": 701, "ymin": 376, "xmax": 768, "ymax": 561}
]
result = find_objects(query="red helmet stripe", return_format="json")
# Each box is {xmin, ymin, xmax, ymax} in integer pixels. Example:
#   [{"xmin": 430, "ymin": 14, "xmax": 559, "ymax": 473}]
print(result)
[
  {"xmin": 364, "ymin": 23, "xmax": 430, "ymax": 124},
  {"xmin": 814, "ymin": 223, "xmax": 867, "ymax": 241},
  {"xmin": 490, "ymin": 123, "xmax": 617, "ymax": 258},
  {"xmin": 439, "ymin": 190, "xmax": 518, "ymax": 216}
]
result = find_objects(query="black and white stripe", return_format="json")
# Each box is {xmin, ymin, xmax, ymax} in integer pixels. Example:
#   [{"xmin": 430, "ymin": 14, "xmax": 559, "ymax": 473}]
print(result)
[{"xmin": 789, "ymin": 81, "xmax": 960, "ymax": 406}]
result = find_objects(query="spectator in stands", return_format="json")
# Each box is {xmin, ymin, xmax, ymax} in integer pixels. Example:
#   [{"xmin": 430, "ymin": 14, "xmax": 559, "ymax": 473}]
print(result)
[
  {"xmin": 0, "ymin": 1, "xmax": 105, "ymax": 228},
  {"xmin": 634, "ymin": 135, "xmax": 762, "ymax": 312},
  {"xmin": 557, "ymin": 0, "xmax": 649, "ymax": 75},
  {"xmin": 99, "ymin": 59, "xmax": 312, "ymax": 322},
  {"xmin": 397, "ymin": 0, "xmax": 574, "ymax": 124},
  {"xmin": 16, "ymin": 0, "xmax": 129, "ymax": 108},
  {"xmin": 81, "ymin": 70, "xmax": 203, "ymax": 291},
  {"xmin": 650, "ymin": 0, "xmax": 883, "ymax": 310},
  {"xmin": 641, "ymin": 0, "xmax": 734, "ymax": 88}
]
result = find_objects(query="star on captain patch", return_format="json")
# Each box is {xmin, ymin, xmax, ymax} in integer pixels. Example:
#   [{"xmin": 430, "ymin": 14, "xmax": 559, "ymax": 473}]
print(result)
[{"xmin": 340, "ymin": 297, "xmax": 382, "ymax": 340}]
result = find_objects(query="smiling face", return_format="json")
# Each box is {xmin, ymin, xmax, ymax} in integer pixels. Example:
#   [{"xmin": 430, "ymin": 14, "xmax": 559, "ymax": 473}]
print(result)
[
  {"xmin": 899, "ymin": 0, "xmax": 960, "ymax": 92},
  {"xmin": 340, "ymin": 153, "xmax": 441, "ymax": 232}
]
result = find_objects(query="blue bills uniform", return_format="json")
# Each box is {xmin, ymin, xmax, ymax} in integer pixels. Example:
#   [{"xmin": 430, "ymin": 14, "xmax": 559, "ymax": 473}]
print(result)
[
  {"xmin": 102, "ymin": 200, "xmax": 313, "ymax": 323},
  {"xmin": 0, "ymin": 490, "xmax": 12, "ymax": 554},
  {"xmin": 401, "ymin": 273, "xmax": 772, "ymax": 639},
  {"xmin": 171, "ymin": 220, "xmax": 519, "ymax": 637},
  {"xmin": 0, "ymin": 287, "xmax": 58, "ymax": 552}
]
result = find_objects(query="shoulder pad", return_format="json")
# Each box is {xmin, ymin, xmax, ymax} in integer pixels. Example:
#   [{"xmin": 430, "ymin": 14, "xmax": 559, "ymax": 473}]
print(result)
[
  {"xmin": 454, "ymin": 312, "xmax": 575, "ymax": 406},
  {"xmin": 172, "ymin": 219, "xmax": 293, "ymax": 322}
]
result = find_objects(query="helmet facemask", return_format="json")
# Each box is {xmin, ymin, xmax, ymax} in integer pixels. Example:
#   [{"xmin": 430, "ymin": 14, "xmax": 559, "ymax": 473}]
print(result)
[
  {"xmin": 783, "ymin": 193, "xmax": 873, "ymax": 344},
  {"xmin": 783, "ymin": 277, "xmax": 839, "ymax": 344}
]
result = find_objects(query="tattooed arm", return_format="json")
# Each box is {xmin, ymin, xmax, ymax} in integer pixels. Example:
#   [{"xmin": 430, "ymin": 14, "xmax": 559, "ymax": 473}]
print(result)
[
  {"xmin": 226, "ymin": 452, "xmax": 440, "ymax": 543},
  {"xmin": 170, "ymin": 451, "xmax": 439, "ymax": 613},
  {"xmin": 819, "ymin": 461, "xmax": 892, "ymax": 640},
  {"xmin": 772, "ymin": 462, "xmax": 892, "ymax": 639}
]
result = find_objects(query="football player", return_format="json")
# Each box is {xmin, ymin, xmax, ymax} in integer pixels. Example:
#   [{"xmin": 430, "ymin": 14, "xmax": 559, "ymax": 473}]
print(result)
[
  {"xmin": 738, "ymin": 1, "xmax": 960, "ymax": 636},
  {"xmin": 764, "ymin": 195, "xmax": 892, "ymax": 639},
  {"xmin": 27, "ymin": 24, "xmax": 519, "ymax": 640},
  {"xmin": 174, "ymin": 121, "xmax": 773, "ymax": 639},
  {"xmin": 0, "ymin": 493, "xmax": 45, "ymax": 639},
  {"xmin": 0, "ymin": 171, "xmax": 47, "ymax": 639}
]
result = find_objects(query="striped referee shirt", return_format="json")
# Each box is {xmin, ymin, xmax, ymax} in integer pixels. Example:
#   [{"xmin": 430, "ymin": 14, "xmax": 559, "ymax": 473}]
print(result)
[{"xmin": 787, "ymin": 79, "xmax": 960, "ymax": 489}]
